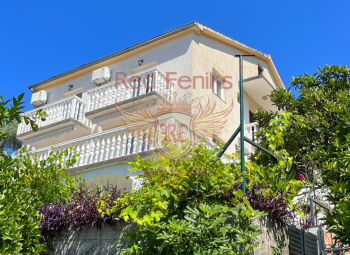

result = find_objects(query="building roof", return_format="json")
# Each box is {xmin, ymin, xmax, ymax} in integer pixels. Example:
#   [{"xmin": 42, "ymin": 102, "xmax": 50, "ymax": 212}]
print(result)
[{"xmin": 29, "ymin": 22, "xmax": 284, "ymax": 90}]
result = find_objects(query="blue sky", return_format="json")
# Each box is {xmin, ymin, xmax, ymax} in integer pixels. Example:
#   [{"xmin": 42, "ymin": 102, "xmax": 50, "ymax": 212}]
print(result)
[{"xmin": 1, "ymin": 0, "xmax": 349, "ymax": 110}]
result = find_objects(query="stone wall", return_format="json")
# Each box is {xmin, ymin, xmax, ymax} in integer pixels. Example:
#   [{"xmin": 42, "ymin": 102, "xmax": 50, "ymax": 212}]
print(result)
[
  {"xmin": 252, "ymin": 216, "xmax": 289, "ymax": 255},
  {"xmin": 45, "ymin": 222, "xmax": 136, "ymax": 255},
  {"xmin": 45, "ymin": 218, "xmax": 289, "ymax": 255}
]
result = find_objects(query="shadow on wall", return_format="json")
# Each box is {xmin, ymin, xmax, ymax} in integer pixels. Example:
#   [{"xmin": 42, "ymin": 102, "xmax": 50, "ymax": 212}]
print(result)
[
  {"xmin": 251, "ymin": 216, "xmax": 289, "ymax": 255},
  {"xmin": 85, "ymin": 173, "xmax": 135, "ymax": 191}
]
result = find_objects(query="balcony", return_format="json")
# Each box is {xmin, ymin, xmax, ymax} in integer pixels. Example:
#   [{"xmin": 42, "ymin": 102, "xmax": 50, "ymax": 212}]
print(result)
[
  {"xmin": 17, "ymin": 96, "xmax": 92, "ymax": 149},
  {"xmin": 30, "ymin": 125, "xmax": 155, "ymax": 175},
  {"xmin": 84, "ymin": 67, "xmax": 174, "ymax": 129},
  {"xmin": 236, "ymin": 122, "xmax": 258, "ymax": 155},
  {"xmin": 243, "ymin": 75, "xmax": 279, "ymax": 112}
]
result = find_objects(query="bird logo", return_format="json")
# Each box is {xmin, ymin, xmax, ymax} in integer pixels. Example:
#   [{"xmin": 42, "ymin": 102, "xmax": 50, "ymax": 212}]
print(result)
[{"xmin": 115, "ymin": 93, "xmax": 233, "ymax": 159}]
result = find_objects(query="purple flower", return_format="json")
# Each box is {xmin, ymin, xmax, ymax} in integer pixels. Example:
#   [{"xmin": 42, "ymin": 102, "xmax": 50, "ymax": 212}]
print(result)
[{"xmin": 39, "ymin": 184, "xmax": 124, "ymax": 240}]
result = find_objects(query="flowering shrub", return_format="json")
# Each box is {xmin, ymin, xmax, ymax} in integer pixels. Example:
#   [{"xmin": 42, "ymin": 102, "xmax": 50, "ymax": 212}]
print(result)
[
  {"xmin": 39, "ymin": 184, "xmax": 124, "ymax": 240},
  {"xmin": 228, "ymin": 183, "xmax": 295, "ymax": 222}
]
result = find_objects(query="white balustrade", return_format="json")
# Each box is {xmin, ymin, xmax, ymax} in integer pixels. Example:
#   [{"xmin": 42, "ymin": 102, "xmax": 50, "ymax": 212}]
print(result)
[
  {"xmin": 17, "ymin": 96, "xmax": 91, "ymax": 135},
  {"xmin": 86, "ymin": 67, "xmax": 175, "ymax": 112},
  {"xmin": 29, "ymin": 125, "xmax": 152, "ymax": 168}
]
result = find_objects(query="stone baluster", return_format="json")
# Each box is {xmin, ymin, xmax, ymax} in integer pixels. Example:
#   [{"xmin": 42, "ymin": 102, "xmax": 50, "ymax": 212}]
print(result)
[
  {"xmin": 75, "ymin": 142, "xmax": 80, "ymax": 167},
  {"xmin": 84, "ymin": 139, "xmax": 90, "ymax": 165},
  {"xmin": 94, "ymin": 137, "xmax": 100, "ymax": 163},
  {"xmin": 71, "ymin": 98, "xmax": 77, "ymax": 120},
  {"xmin": 107, "ymin": 85, "xmax": 112, "ymax": 105},
  {"xmin": 94, "ymin": 91, "xmax": 99, "ymax": 111},
  {"xmin": 140, "ymin": 75, "xmax": 146, "ymax": 95},
  {"xmin": 102, "ymin": 87, "xmax": 107, "ymax": 107},
  {"xmin": 99, "ymin": 88, "xmax": 104, "ymax": 109},
  {"xmin": 121, "ymin": 130, "xmax": 126, "ymax": 157},
  {"xmin": 158, "ymin": 73, "xmax": 163, "ymax": 95},
  {"xmin": 127, "ymin": 131, "xmax": 132, "ymax": 155},
  {"xmin": 116, "ymin": 82, "xmax": 121, "ymax": 102},
  {"xmin": 46, "ymin": 107, "xmax": 51, "ymax": 125},
  {"xmin": 105, "ymin": 134, "xmax": 110, "ymax": 160},
  {"xmin": 138, "ymin": 129, "xmax": 144, "ymax": 153},
  {"xmin": 120, "ymin": 82, "xmax": 124, "ymax": 101},
  {"xmin": 125, "ymin": 81, "xmax": 130, "ymax": 100},
  {"xmin": 147, "ymin": 73, "xmax": 152, "ymax": 93},
  {"xmin": 109, "ymin": 132, "xmax": 116, "ymax": 159},
  {"xmin": 51, "ymin": 105, "xmax": 56, "ymax": 124},
  {"xmin": 67, "ymin": 101, "xmax": 71, "ymax": 120},
  {"xmin": 80, "ymin": 141, "xmax": 86, "ymax": 166},
  {"xmin": 132, "ymin": 79, "xmax": 137, "ymax": 98},
  {"xmin": 99, "ymin": 135, "xmax": 105, "ymax": 162},
  {"xmin": 89, "ymin": 138, "xmax": 95, "ymax": 164},
  {"xmin": 116, "ymin": 131, "xmax": 121, "ymax": 158},
  {"xmin": 87, "ymin": 92, "xmax": 91, "ymax": 112},
  {"xmin": 74, "ymin": 100, "xmax": 79, "ymax": 119},
  {"xmin": 57, "ymin": 103, "xmax": 61, "ymax": 121},
  {"xmin": 144, "ymin": 128, "xmax": 150, "ymax": 151},
  {"xmin": 130, "ymin": 79, "xmax": 135, "ymax": 98},
  {"xmin": 62, "ymin": 102, "xmax": 67, "ymax": 120},
  {"xmin": 112, "ymin": 84, "xmax": 117, "ymax": 104},
  {"xmin": 132, "ymin": 130, "xmax": 137, "ymax": 154},
  {"xmin": 154, "ymin": 70, "xmax": 159, "ymax": 93},
  {"xmin": 38, "ymin": 151, "xmax": 43, "ymax": 162}
]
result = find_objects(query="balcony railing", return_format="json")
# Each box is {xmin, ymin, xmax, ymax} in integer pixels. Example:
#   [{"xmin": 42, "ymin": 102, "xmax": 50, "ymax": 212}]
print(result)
[
  {"xmin": 31, "ymin": 125, "xmax": 154, "ymax": 168},
  {"xmin": 86, "ymin": 67, "xmax": 174, "ymax": 112},
  {"xmin": 17, "ymin": 96, "xmax": 91, "ymax": 136}
]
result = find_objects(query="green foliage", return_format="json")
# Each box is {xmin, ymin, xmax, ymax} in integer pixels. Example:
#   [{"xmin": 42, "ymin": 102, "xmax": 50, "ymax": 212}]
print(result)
[
  {"xmin": 254, "ymin": 65, "xmax": 350, "ymax": 244},
  {"xmin": 271, "ymin": 233, "xmax": 285, "ymax": 255},
  {"xmin": 105, "ymin": 142, "xmax": 300, "ymax": 254},
  {"xmin": 0, "ymin": 93, "xmax": 80, "ymax": 254},
  {"xmin": 0, "ymin": 121, "xmax": 22, "ymax": 154},
  {"xmin": 155, "ymin": 203, "xmax": 262, "ymax": 255},
  {"xmin": 248, "ymin": 111, "xmax": 303, "ymax": 206}
]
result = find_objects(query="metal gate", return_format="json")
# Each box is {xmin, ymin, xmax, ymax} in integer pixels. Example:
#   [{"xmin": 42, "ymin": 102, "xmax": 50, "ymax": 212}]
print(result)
[{"xmin": 289, "ymin": 224, "xmax": 318, "ymax": 255}]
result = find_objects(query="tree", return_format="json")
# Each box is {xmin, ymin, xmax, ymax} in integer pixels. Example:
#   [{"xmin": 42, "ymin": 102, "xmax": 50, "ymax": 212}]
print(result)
[
  {"xmin": 0, "ymin": 121, "xmax": 22, "ymax": 154},
  {"xmin": 253, "ymin": 65, "xmax": 350, "ymax": 244},
  {"xmin": 104, "ymin": 135, "xmax": 302, "ymax": 254},
  {"xmin": 0, "ymin": 93, "xmax": 80, "ymax": 254}
]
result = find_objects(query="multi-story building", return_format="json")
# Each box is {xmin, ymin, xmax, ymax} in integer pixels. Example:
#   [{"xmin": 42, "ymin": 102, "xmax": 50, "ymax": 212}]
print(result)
[{"xmin": 16, "ymin": 22, "xmax": 284, "ymax": 189}]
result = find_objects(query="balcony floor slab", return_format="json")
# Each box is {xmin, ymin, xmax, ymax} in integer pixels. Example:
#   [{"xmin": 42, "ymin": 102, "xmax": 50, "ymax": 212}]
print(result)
[
  {"xmin": 67, "ymin": 149, "xmax": 158, "ymax": 175},
  {"xmin": 17, "ymin": 118, "xmax": 92, "ymax": 149}
]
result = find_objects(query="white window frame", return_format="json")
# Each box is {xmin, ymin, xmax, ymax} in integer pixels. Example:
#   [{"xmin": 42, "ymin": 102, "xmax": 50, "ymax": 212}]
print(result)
[{"xmin": 212, "ymin": 74, "xmax": 225, "ymax": 101}]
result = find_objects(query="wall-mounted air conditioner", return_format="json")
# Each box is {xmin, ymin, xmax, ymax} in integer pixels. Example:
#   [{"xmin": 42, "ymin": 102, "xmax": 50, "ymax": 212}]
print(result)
[
  {"xmin": 30, "ymin": 90, "xmax": 47, "ymax": 107},
  {"xmin": 92, "ymin": 66, "xmax": 111, "ymax": 85}
]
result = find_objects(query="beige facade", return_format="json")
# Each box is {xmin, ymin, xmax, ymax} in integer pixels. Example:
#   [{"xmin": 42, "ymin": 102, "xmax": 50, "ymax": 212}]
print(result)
[{"xmin": 17, "ymin": 22, "xmax": 283, "ymax": 186}]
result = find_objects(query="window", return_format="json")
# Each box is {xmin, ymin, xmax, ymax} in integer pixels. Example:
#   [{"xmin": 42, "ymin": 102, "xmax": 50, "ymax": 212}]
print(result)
[
  {"xmin": 212, "ymin": 74, "xmax": 224, "ymax": 100},
  {"xmin": 249, "ymin": 110, "xmax": 255, "ymax": 123},
  {"xmin": 258, "ymin": 65, "xmax": 264, "ymax": 76}
]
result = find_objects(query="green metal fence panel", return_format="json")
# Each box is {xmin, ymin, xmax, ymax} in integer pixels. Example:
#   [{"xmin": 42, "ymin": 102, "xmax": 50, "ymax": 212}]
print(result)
[
  {"xmin": 288, "ymin": 224, "xmax": 319, "ymax": 255},
  {"xmin": 289, "ymin": 225, "xmax": 304, "ymax": 255}
]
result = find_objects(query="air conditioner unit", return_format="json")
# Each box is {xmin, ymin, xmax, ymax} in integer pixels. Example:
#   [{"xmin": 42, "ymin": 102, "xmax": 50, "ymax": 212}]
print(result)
[
  {"xmin": 92, "ymin": 66, "xmax": 111, "ymax": 85},
  {"xmin": 30, "ymin": 90, "xmax": 47, "ymax": 107}
]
